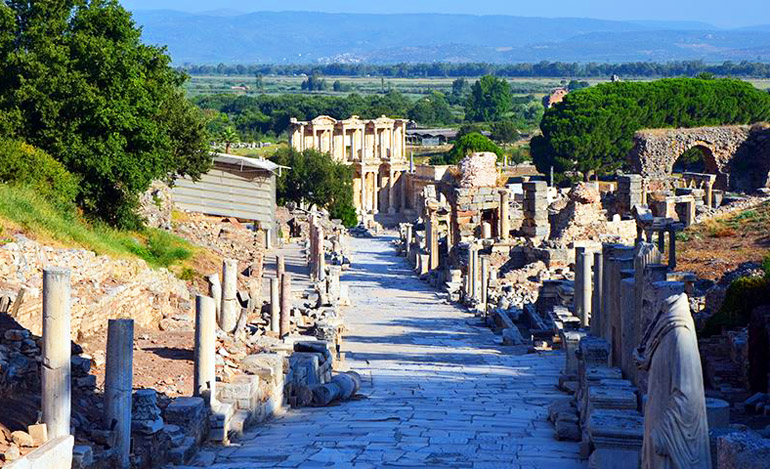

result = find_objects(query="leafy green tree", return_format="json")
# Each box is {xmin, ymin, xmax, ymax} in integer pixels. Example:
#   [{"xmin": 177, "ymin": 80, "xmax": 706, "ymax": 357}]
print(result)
[
  {"xmin": 434, "ymin": 132, "xmax": 503, "ymax": 165},
  {"xmin": 301, "ymin": 72, "xmax": 327, "ymax": 92},
  {"xmin": 0, "ymin": 0, "xmax": 211, "ymax": 228},
  {"xmin": 272, "ymin": 148, "xmax": 357, "ymax": 227},
  {"xmin": 532, "ymin": 78, "xmax": 770, "ymax": 184},
  {"xmin": 219, "ymin": 127, "xmax": 240, "ymax": 154},
  {"xmin": 465, "ymin": 75, "xmax": 513, "ymax": 122},
  {"xmin": 490, "ymin": 121, "xmax": 521, "ymax": 143},
  {"xmin": 408, "ymin": 92, "xmax": 454, "ymax": 126}
]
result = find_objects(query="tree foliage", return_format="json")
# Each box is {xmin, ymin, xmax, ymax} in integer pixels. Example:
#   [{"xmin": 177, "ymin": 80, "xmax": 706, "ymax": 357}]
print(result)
[
  {"xmin": 531, "ymin": 78, "xmax": 770, "ymax": 183},
  {"xmin": 434, "ymin": 132, "xmax": 503, "ymax": 165},
  {"xmin": 0, "ymin": 138, "xmax": 79, "ymax": 209},
  {"xmin": 465, "ymin": 75, "xmax": 513, "ymax": 122},
  {"xmin": 407, "ymin": 92, "xmax": 455, "ymax": 126},
  {"xmin": 272, "ymin": 148, "xmax": 357, "ymax": 227},
  {"xmin": 181, "ymin": 60, "xmax": 770, "ymax": 79},
  {"xmin": 0, "ymin": 0, "xmax": 211, "ymax": 227},
  {"xmin": 490, "ymin": 121, "xmax": 521, "ymax": 143}
]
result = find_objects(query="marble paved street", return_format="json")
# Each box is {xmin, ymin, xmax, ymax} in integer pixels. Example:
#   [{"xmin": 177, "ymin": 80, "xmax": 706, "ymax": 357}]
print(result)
[{"xmin": 194, "ymin": 235, "xmax": 586, "ymax": 468}]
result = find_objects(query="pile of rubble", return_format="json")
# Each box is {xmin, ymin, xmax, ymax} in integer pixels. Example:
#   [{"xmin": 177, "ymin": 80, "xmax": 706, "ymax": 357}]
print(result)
[
  {"xmin": 174, "ymin": 212, "xmax": 265, "ymax": 266},
  {"xmin": 550, "ymin": 183, "xmax": 636, "ymax": 245}
]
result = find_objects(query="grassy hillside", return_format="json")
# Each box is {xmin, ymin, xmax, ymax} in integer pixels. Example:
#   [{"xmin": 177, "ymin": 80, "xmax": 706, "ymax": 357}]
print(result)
[{"xmin": 0, "ymin": 184, "xmax": 202, "ymax": 277}]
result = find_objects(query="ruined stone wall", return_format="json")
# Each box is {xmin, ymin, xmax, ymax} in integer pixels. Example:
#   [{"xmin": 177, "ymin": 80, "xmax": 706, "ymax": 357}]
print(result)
[
  {"xmin": 0, "ymin": 236, "xmax": 191, "ymax": 340},
  {"xmin": 449, "ymin": 187, "xmax": 500, "ymax": 243},
  {"xmin": 629, "ymin": 125, "xmax": 760, "ymax": 191}
]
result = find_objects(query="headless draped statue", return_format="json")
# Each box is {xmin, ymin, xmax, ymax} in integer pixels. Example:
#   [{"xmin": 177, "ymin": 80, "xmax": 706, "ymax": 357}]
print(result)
[{"xmin": 635, "ymin": 292, "xmax": 711, "ymax": 469}]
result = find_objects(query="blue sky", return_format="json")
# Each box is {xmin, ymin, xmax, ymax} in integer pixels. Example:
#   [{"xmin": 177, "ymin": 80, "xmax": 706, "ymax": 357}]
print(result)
[{"xmin": 120, "ymin": 0, "xmax": 768, "ymax": 28}]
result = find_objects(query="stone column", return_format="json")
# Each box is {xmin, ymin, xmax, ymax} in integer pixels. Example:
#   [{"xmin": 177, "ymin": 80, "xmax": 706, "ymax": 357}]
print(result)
[
  {"xmin": 388, "ymin": 170, "xmax": 396, "ymax": 214},
  {"xmin": 270, "ymin": 277, "xmax": 280, "ymax": 334},
  {"xmin": 480, "ymin": 256, "xmax": 490, "ymax": 313},
  {"xmin": 42, "ymin": 267, "xmax": 71, "ymax": 440},
  {"xmin": 591, "ymin": 251, "xmax": 603, "ymax": 336},
  {"xmin": 360, "ymin": 167, "xmax": 367, "ymax": 213},
  {"xmin": 399, "ymin": 172, "xmax": 406, "ymax": 212},
  {"xmin": 705, "ymin": 181, "xmax": 713, "ymax": 207},
  {"xmin": 219, "ymin": 259, "xmax": 238, "ymax": 333},
  {"xmin": 373, "ymin": 172, "xmax": 380, "ymax": 214},
  {"xmin": 315, "ymin": 224, "xmax": 326, "ymax": 281},
  {"xmin": 668, "ymin": 228, "xmax": 677, "ymax": 270},
  {"xmin": 429, "ymin": 214, "xmax": 439, "ymax": 271},
  {"xmin": 194, "ymin": 296, "xmax": 216, "ymax": 407},
  {"xmin": 276, "ymin": 255, "xmax": 285, "ymax": 281},
  {"xmin": 499, "ymin": 189, "xmax": 510, "ymax": 241},
  {"xmin": 574, "ymin": 247, "xmax": 593, "ymax": 328},
  {"xmin": 606, "ymin": 245, "xmax": 635, "ymax": 366},
  {"xmin": 620, "ymin": 275, "xmax": 636, "ymax": 379},
  {"xmin": 104, "ymin": 319, "xmax": 134, "ymax": 468},
  {"xmin": 206, "ymin": 273, "xmax": 222, "ymax": 319},
  {"xmin": 599, "ymin": 244, "xmax": 617, "ymax": 342},
  {"xmin": 657, "ymin": 230, "xmax": 665, "ymax": 255},
  {"xmin": 280, "ymin": 273, "xmax": 292, "ymax": 338},
  {"xmin": 481, "ymin": 222, "xmax": 492, "ymax": 240},
  {"xmin": 405, "ymin": 224, "xmax": 413, "ymax": 260},
  {"xmin": 468, "ymin": 243, "xmax": 481, "ymax": 302}
]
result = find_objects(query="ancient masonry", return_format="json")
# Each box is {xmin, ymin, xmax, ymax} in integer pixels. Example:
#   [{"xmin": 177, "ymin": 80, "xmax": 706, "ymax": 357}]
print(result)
[
  {"xmin": 0, "ymin": 210, "xmax": 355, "ymax": 468},
  {"xmin": 397, "ymin": 150, "xmax": 770, "ymax": 467},
  {"xmin": 289, "ymin": 115, "xmax": 409, "ymax": 218}
]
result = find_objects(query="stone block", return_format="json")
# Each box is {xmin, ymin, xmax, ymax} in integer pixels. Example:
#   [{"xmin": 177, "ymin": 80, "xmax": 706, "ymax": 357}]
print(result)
[
  {"xmin": 717, "ymin": 430, "xmax": 770, "ymax": 469},
  {"xmin": 5, "ymin": 436, "xmax": 75, "ymax": 469},
  {"xmin": 706, "ymin": 398, "xmax": 730, "ymax": 429},
  {"xmin": 167, "ymin": 436, "xmax": 196, "ymax": 465},
  {"xmin": 26, "ymin": 425, "xmax": 47, "ymax": 447}
]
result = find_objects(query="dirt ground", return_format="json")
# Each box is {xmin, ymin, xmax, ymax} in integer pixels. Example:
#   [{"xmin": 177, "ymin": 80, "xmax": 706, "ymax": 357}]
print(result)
[
  {"xmin": 678, "ymin": 201, "xmax": 770, "ymax": 282},
  {"xmin": 82, "ymin": 328, "xmax": 195, "ymax": 397}
]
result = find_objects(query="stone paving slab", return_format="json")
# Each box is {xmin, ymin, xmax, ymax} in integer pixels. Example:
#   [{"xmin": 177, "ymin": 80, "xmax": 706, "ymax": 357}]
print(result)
[{"xmin": 177, "ymin": 236, "xmax": 586, "ymax": 468}]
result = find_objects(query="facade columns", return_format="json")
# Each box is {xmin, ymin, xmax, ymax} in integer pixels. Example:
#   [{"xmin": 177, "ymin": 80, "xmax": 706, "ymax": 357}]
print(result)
[
  {"xmin": 373, "ymin": 172, "xmax": 379, "ymax": 214},
  {"xmin": 388, "ymin": 170, "xmax": 396, "ymax": 214}
]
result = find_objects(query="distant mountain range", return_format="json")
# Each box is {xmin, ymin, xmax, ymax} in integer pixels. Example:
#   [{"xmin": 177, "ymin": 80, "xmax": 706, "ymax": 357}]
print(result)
[{"xmin": 130, "ymin": 10, "xmax": 770, "ymax": 64}]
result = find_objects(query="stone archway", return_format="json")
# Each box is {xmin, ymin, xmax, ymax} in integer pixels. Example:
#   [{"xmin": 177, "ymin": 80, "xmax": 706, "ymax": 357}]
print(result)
[
  {"xmin": 672, "ymin": 142, "xmax": 719, "ymax": 175},
  {"xmin": 629, "ymin": 125, "xmax": 754, "ymax": 191}
]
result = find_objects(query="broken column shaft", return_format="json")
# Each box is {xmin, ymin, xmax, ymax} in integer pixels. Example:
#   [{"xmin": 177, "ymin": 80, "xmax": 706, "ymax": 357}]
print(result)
[
  {"xmin": 574, "ymin": 247, "xmax": 593, "ymax": 328},
  {"xmin": 591, "ymin": 251, "xmax": 603, "ymax": 336},
  {"xmin": 104, "ymin": 319, "xmax": 134, "ymax": 469},
  {"xmin": 499, "ymin": 189, "xmax": 510, "ymax": 241},
  {"xmin": 194, "ymin": 295, "xmax": 216, "ymax": 407},
  {"xmin": 270, "ymin": 277, "xmax": 280, "ymax": 334},
  {"xmin": 280, "ymin": 273, "xmax": 292, "ymax": 338},
  {"xmin": 276, "ymin": 254, "xmax": 285, "ymax": 280},
  {"xmin": 220, "ymin": 259, "xmax": 238, "ymax": 333},
  {"xmin": 42, "ymin": 267, "xmax": 72, "ymax": 440}
]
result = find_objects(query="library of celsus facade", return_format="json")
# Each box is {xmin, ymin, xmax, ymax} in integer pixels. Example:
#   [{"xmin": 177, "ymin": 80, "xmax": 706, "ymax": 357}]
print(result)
[{"xmin": 289, "ymin": 115, "xmax": 409, "ymax": 218}]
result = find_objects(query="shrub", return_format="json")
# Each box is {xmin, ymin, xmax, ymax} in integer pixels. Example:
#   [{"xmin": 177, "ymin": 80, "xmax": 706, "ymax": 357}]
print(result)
[
  {"xmin": 702, "ymin": 275, "xmax": 770, "ymax": 337},
  {"xmin": 0, "ymin": 138, "xmax": 79, "ymax": 208}
]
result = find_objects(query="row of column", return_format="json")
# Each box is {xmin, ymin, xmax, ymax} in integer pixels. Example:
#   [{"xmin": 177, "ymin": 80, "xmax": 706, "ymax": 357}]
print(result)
[
  {"xmin": 42, "ymin": 268, "xmax": 135, "ymax": 467},
  {"xmin": 359, "ymin": 168, "xmax": 406, "ymax": 215},
  {"xmin": 295, "ymin": 124, "xmax": 406, "ymax": 163}
]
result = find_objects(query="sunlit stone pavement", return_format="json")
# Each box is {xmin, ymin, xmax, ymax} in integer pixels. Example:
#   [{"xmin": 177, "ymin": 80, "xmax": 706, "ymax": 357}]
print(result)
[{"xmin": 185, "ymin": 235, "xmax": 586, "ymax": 468}]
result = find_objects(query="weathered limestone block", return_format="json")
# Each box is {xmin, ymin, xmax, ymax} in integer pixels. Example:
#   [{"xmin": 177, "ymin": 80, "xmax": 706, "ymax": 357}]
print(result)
[
  {"xmin": 717, "ymin": 430, "xmax": 770, "ymax": 469},
  {"xmin": 164, "ymin": 397, "xmax": 208, "ymax": 445}
]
